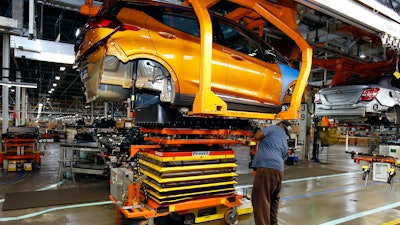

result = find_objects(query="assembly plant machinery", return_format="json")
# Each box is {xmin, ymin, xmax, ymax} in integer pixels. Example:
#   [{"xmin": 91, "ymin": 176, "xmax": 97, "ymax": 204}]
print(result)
[
  {"xmin": 0, "ymin": 126, "xmax": 40, "ymax": 171},
  {"xmin": 78, "ymin": 0, "xmax": 312, "ymax": 224},
  {"xmin": 347, "ymin": 151, "xmax": 397, "ymax": 188},
  {"xmin": 110, "ymin": 127, "xmax": 254, "ymax": 225}
]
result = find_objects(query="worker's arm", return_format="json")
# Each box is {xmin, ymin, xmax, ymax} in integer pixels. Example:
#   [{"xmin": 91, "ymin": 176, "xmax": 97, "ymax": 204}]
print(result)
[{"xmin": 252, "ymin": 130, "xmax": 265, "ymax": 141}]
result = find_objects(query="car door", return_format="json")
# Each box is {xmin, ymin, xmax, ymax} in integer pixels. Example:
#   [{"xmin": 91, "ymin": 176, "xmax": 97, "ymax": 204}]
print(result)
[
  {"xmin": 218, "ymin": 21, "xmax": 283, "ymax": 106},
  {"xmin": 145, "ymin": 6, "xmax": 228, "ymax": 100}
]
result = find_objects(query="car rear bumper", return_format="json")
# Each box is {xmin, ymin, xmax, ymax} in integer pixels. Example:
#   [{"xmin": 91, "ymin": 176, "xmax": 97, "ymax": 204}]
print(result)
[{"xmin": 314, "ymin": 107, "xmax": 366, "ymax": 117}]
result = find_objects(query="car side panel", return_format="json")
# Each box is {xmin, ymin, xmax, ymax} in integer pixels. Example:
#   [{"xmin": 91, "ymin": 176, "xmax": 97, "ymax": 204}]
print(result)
[
  {"xmin": 224, "ymin": 48, "xmax": 282, "ymax": 105},
  {"xmin": 113, "ymin": 8, "xmax": 156, "ymax": 60},
  {"xmin": 76, "ymin": 7, "xmax": 157, "ymax": 102},
  {"xmin": 145, "ymin": 13, "xmax": 228, "ymax": 97},
  {"xmin": 375, "ymin": 87, "xmax": 400, "ymax": 108}
]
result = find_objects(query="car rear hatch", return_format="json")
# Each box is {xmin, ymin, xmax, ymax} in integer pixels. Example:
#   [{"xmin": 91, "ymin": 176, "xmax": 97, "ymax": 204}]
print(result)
[{"xmin": 319, "ymin": 85, "xmax": 372, "ymax": 105}]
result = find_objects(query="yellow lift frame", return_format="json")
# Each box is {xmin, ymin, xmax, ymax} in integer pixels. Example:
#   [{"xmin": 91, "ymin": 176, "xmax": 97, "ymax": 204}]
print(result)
[{"xmin": 189, "ymin": 0, "xmax": 312, "ymax": 120}]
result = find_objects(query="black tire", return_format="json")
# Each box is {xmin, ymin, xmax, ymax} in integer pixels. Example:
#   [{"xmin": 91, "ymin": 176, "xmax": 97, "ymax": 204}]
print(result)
[
  {"xmin": 395, "ymin": 105, "xmax": 400, "ymax": 125},
  {"xmin": 224, "ymin": 208, "xmax": 238, "ymax": 225},
  {"xmin": 386, "ymin": 105, "xmax": 400, "ymax": 124},
  {"xmin": 182, "ymin": 213, "xmax": 195, "ymax": 225}
]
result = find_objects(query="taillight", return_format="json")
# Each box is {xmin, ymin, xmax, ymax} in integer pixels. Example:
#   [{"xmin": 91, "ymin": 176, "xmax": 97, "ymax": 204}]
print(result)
[
  {"xmin": 359, "ymin": 88, "xmax": 379, "ymax": 101},
  {"xmin": 314, "ymin": 93, "xmax": 321, "ymax": 104},
  {"xmin": 120, "ymin": 24, "xmax": 140, "ymax": 31},
  {"xmin": 83, "ymin": 17, "xmax": 140, "ymax": 31},
  {"xmin": 91, "ymin": 18, "xmax": 120, "ymax": 29}
]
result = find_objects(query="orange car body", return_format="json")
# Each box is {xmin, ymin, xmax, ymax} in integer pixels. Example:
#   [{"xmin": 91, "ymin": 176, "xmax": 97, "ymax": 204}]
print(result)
[{"xmin": 75, "ymin": 0, "xmax": 300, "ymax": 114}]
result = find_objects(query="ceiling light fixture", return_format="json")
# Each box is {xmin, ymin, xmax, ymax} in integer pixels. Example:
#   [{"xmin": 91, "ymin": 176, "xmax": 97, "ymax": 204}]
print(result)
[
  {"xmin": 75, "ymin": 28, "xmax": 81, "ymax": 38},
  {"xmin": 297, "ymin": 0, "xmax": 400, "ymax": 40},
  {"xmin": 55, "ymin": 76, "xmax": 61, "ymax": 80},
  {"xmin": 0, "ymin": 81, "xmax": 37, "ymax": 88}
]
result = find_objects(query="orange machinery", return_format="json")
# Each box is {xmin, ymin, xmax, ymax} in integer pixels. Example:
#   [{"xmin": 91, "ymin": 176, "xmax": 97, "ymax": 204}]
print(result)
[
  {"xmin": 0, "ymin": 127, "xmax": 40, "ymax": 170},
  {"xmin": 109, "ymin": 127, "xmax": 253, "ymax": 225},
  {"xmin": 347, "ymin": 151, "xmax": 397, "ymax": 188}
]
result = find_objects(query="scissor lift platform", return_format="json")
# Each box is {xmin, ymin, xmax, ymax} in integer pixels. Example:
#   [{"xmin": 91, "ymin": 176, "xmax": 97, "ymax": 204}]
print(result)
[
  {"xmin": 110, "ymin": 193, "xmax": 251, "ymax": 225},
  {"xmin": 0, "ymin": 138, "xmax": 40, "ymax": 170},
  {"xmin": 110, "ymin": 127, "xmax": 253, "ymax": 225}
]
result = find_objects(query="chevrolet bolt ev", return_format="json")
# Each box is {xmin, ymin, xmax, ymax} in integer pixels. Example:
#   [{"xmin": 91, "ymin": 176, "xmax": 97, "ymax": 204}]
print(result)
[
  {"xmin": 314, "ymin": 76, "xmax": 400, "ymax": 125},
  {"xmin": 74, "ymin": 0, "xmax": 300, "ymax": 121}
]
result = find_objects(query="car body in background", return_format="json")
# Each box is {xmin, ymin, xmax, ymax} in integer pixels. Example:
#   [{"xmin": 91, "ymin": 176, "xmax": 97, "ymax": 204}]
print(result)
[
  {"xmin": 74, "ymin": 0, "xmax": 300, "ymax": 115},
  {"xmin": 314, "ymin": 76, "xmax": 400, "ymax": 124}
]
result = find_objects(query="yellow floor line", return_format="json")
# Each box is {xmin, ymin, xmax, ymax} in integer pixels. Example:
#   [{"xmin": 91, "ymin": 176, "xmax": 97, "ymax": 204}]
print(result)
[{"xmin": 381, "ymin": 218, "xmax": 400, "ymax": 225}]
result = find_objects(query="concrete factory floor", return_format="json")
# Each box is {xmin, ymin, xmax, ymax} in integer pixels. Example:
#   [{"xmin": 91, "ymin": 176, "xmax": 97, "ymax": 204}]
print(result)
[{"xmin": 1, "ymin": 141, "xmax": 400, "ymax": 225}]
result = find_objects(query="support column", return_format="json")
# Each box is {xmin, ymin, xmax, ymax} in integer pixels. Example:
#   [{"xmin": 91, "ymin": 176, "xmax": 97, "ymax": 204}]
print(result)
[
  {"xmin": 2, "ymin": 35, "xmax": 10, "ymax": 134},
  {"xmin": 90, "ymin": 102, "xmax": 94, "ymax": 124},
  {"xmin": 298, "ymin": 104, "xmax": 308, "ymax": 162},
  {"xmin": 104, "ymin": 102, "xmax": 108, "ymax": 119},
  {"xmin": 28, "ymin": 0, "xmax": 34, "ymax": 38},
  {"xmin": 15, "ymin": 71, "xmax": 21, "ymax": 126},
  {"xmin": 21, "ymin": 88, "xmax": 26, "ymax": 126}
]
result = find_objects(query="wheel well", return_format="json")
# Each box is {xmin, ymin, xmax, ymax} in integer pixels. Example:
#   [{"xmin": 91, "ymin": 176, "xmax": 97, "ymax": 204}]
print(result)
[{"xmin": 133, "ymin": 58, "xmax": 177, "ymax": 104}]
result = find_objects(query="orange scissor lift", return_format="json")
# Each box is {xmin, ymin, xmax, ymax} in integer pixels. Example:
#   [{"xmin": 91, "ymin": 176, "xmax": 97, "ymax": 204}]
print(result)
[
  {"xmin": 0, "ymin": 127, "xmax": 41, "ymax": 171},
  {"xmin": 82, "ymin": 0, "xmax": 312, "ymax": 224},
  {"xmin": 110, "ymin": 127, "xmax": 253, "ymax": 225}
]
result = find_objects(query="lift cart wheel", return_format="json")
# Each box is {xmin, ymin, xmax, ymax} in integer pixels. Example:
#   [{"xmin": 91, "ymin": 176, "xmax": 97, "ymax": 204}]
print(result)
[
  {"xmin": 182, "ymin": 213, "xmax": 195, "ymax": 225},
  {"xmin": 138, "ymin": 220, "xmax": 148, "ymax": 225},
  {"xmin": 224, "ymin": 208, "xmax": 238, "ymax": 225}
]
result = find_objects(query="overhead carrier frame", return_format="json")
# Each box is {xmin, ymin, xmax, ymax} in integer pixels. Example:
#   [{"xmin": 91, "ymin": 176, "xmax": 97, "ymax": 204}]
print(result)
[{"xmin": 190, "ymin": 0, "xmax": 312, "ymax": 120}]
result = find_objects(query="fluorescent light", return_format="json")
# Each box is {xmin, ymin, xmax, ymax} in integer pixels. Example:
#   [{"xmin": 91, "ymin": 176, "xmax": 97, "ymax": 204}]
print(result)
[
  {"xmin": 59, "ymin": 66, "xmax": 66, "ymax": 71},
  {"xmin": 297, "ymin": 0, "xmax": 400, "ymax": 40},
  {"xmin": 55, "ymin": 76, "xmax": 60, "ymax": 80},
  {"xmin": 0, "ymin": 81, "xmax": 37, "ymax": 88},
  {"xmin": 53, "ymin": 83, "xmax": 57, "ymax": 87}
]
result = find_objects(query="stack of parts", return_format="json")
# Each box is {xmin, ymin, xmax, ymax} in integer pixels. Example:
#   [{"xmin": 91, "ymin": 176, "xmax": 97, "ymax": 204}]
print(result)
[{"xmin": 139, "ymin": 149, "xmax": 238, "ymax": 204}]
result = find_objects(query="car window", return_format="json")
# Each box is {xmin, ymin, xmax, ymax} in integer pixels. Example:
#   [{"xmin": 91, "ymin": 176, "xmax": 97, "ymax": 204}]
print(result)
[
  {"xmin": 162, "ymin": 10, "xmax": 200, "ymax": 37},
  {"xmin": 219, "ymin": 23, "xmax": 264, "ymax": 60},
  {"xmin": 153, "ymin": 7, "xmax": 227, "ymax": 43}
]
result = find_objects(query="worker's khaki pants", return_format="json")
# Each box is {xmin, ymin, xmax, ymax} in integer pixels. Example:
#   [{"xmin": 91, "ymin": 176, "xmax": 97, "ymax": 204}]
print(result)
[{"xmin": 252, "ymin": 167, "xmax": 283, "ymax": 225}]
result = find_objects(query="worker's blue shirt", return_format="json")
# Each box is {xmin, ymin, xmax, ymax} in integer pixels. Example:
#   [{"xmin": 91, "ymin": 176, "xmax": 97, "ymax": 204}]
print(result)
[{"xmin": 251, "ymin": 125, "xmax": 288, "ymax": 172}]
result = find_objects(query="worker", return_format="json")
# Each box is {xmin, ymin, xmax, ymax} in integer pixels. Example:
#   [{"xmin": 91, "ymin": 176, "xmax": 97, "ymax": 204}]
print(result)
[{"xmin": 250, "ymin": 120, "xmax": 291, "ymax": 225}]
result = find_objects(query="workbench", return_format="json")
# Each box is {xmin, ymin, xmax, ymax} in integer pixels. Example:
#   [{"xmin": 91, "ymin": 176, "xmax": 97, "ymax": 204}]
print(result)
[{"xmin": 59, "ymin": 142, "xmax": 104, "ymax": 176}]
